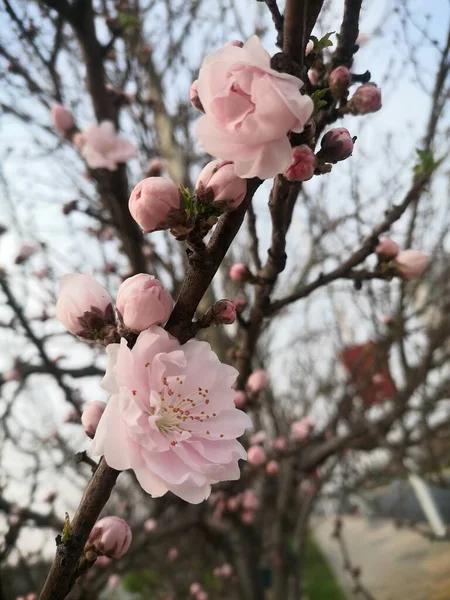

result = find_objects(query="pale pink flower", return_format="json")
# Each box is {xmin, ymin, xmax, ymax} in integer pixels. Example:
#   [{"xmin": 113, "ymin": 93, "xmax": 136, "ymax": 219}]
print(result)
[
  {"xmin": 229, "ymin": 263, "xmax": 250, "ymax": 282},
  {"xmin": 197, "ymin": 592, "xmax": 208, "ymax": 600},
  {"xmin": 95, "ymin": 555, "xmax": 111, "ymax": 567},
  {"xmin": 290, "ymin": 417, "xmax": 314, "ymax": 441},
  {"xmin": 190, "ymin": 79, "xmax": 204, "ymax": 112},
  {"xmin": 81, "ymin": 401, "xmax": 106, "ymax": 438},
  {"xmin": 220, "ymin": 563, "xmax": 233, "ymax": 577},
  {"xmin": 266, "ymin": 460, "xmax": 279, "ymax": 475},
  {"xmin": 212, "ymin": 299, "xmax": 236, "ymax": 325},
  {"xmin": 144, "ymin": 518, "xmax": 157, "ymax": 532},
  {"xmin": 241, "ymin": 510, "xmax": 255, "ymax": 524},
  {"xmin": 375, "ymin": 238, "xmax": 400, "ymax": 260},
  {"xmin": 107, "ymin": 574, "xmax": 120, "ymax": 588},
  {"xmin": 91, "ymin": 326, "xmax": 252, "ymax": 503},
  {"xmin": 117, "ymin": 274, "xmax": 173, "ymax": 331},
  {"xmin": 284, "ymin": 145, "xmax": 317, "ymax": 181},
  {"xmin": 272, "ymin": 437, "xmax": 287, "ymax": 451},
  {"xmin": 87, "ymin": 516, "xmax": 132, "ymax": 558},
  {"xmin": 393, "ymin": 250, "xmax": 428, "ymax": 279},
  {"xmin": 51, "ymin": 104, "xmax": 74, "ymax": 132},
  {"xmin": 247, "ymin": 445, "xmax": 266, "ymax": 467},
  {"xmin": 307, "ymin": 69, "xmax": 319, "ymax": 86},
  {"xmin": 129, "ymin": 177, "xmax": 183, "ymax": 233},
  {"xmin": 168, "ymin": 546, "xmax": 179, "ymax": 561},
  {"xmin": 190, "ymin": 583, "xmax": 202, "ymax": 596},
  {"xmin": 233, "ymin": 390, "xmax": 247, "ymax": 408},
  {"xmin": 80, "ymin": 121, "xmax": 136, "ymax": 171},
  {"xmin": 320, "ymin": 128, "xmax": 354, "ymax": 163},
  {"xmin": 329, "ymin": 66, "xmax": 351, "ymax": 97},
  {"xmin": 194, "ymin": 36, "xmax": 313, "ymax": 179},
  {"xmin": 249, "ymin": 431, "xmax": 266, "ymax": 445},
  {"xmin": 305, "ymin": 40, "xmax": 314, "ymax": 56},
  {"xmin": 196, "ymin": 160, "xmax": 247, "ymax": 211},
  {"xmin": 349, "ymin": 84, "xmax": 382, "ymax": 115},
  {"xmin": 227, "ymin": 496, "xmax": 241, "ymax": 511},
  {"xmin": 56, "ymin": 274, "xmax": 115, "ymax": 338},
  {"xmin": 247, "ymin": 369, "xmax": 268, "ymax": 393}
]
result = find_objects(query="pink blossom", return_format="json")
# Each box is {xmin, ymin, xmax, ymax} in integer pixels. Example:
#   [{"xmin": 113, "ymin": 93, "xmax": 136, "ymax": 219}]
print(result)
[
  {"xmin": 56, "ymin": 274, "xmax": 115, "ymax": 338},
  {"xmin": 212, "ymin": 299, "xmax": 236, "ymax": 325},
  {"xmin": 229, "ymin": 263, "xmax": 250, "ymax": 283},
  {"xmin": 329, "ymin": 66, "xmax": 351, "ymax": 97},
  {"xmin": 284, "ymin": 145, "xmax": 317, "ymax": 181},
  {"xmin": 144, "ymin": 518, "xmax": 157, "ymax": 532},
  {"xmin": 242, "ymin": 489, "xmax": 258, "ymax": 510},
  {"xmin": 375, "ymin": 238, "xmax": 400, "ymax": 260},
  {"xmin": 272, "ymin": 437, "xmax": 287, "ymax": 451},
  {"xmin": 168, "ymin": 547, "xmax": 179, "ymax": 561},
  {"xmin": 91, "ymin": 326, "xmax": 252, "ymax": 503},
  {"xmin": 227, "ymin": 496, "xmax": 241, "ymax": 511},
  {"xmin": 95, "ymin": 555, "xmax": 111, "ymax": 567},
  {"xmin": 51, "ymin": 104, "xmax": 74, "ymax": 132},
  {"xmin": 320, "ymin": 128, "xmax": 354, "ymax": 163},
  {"xmin": 233, "ymin": 390, "xmax": 247, "ymax": 408},
  {"xmin": 129, "ymin": 177, "xmax": 183, "ymax": 233},
  {"xmin": 107, "ymin": 574, "xmax": 120, "ymax": 588},
  {"xmin": 290, "ymin": 417, "xmax": 314, "ymax": 441},
  {"xmin": 349, "ymin": 84, "xmax": 382, "ymax": 115},
  {"xmin": 220, "ymin": 563, "xmax": 233, "ymax": 577},
  {"xmin": 241, "ymin": 510, "xmax": 255, "ymax": 524},
  {"xmin": 197, "ymin": 592, "xmax": 208, "ymax": 600},
  {"xmin": 247, "ymin": 369, "xmax": 268, "ymax": 393},
  {"xmin": 247, "ymin": 445, "xmax": 266, "ymax": 467},
  {"xmin": 266, "ymin": 460, "xmax": 279, "ymax": 475},
  {"xmin": 117, "ymin": 274, "xmax": 173, "ymax": 331},
  {"xmin": 190, "ymin": 79, "xmax": 204, "ymax": 112},
  {"xmin": 196, "ymin": 160, "xmax": 247, "ymax": 211},
  {"xmin": 393, "ymin": 250, "xmax": 428, "ymax": 279},
  {"xmin": 87, "ymin": 516, "xmax": 132, "ymax": 558},
  {"xmin": 81, "ymin": 401, "xmax": 106, "ymax": 438},
  {"xmin": 80, "ymin": 121, "xmax": 136, "ymax": 171},
  {"xmin": 305, "ymin": 40, "xmax": 314, "ymax": 56},
  {"xmin": 307, "ymin": 69, "xmax": 319, "ymax": 86},
  {"xmin": 249, "ymin": 431, "xmax": 266, "ymax": 445},
  {"xmin": 190, "ymin": 583, "xmax": 203, "ymax": 596},
  {"xmin": 194, "ymin": 36, "xmax": 313, "ymax": 179}
]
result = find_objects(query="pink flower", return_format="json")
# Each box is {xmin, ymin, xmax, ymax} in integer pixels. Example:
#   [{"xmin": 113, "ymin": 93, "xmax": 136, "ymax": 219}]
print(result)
[
  {"xmin": 80, "ymin": 121, "xmax": 136, "ymax": 171},
  {"xmin": 272, "ymin": 437, "xmax": 287, "ymax": 451},
  {"xmin": 95, "ymin": 555, "xmax": 111, "ymax": 567},
  {"xmin": 197, "ymin": 592, "xmax": 208, "ymax": 600},
  {"xmin": 242, "ymin": 489, "xmax": 259, "ymax": 510},
  {"xmin": 168, "ymin": 547, "xmax": 179, "ymax": 561},
  {"xmin": 87, "ymin": 516, "xmax": 132, "ymax": 558},
  {"xmin": 212, "ymin": 299, "xmax": 236, "ymax": 325},
  {"xmin": 196, "ymin": 160, "xmax": 247, "ymax": 211},
  {"xmin": 329, "ymin": 66, "xmax": 351, "ymax": 97},
  {"xmin": 194, "ymin": 36, "xmax": 313, "ymax": 179},
  {"xmin": 144, "ymin": 518, "xmax": 157, "ymax": 532},
  {"xmin": 129, "ymin": 177, "xmax": 183, "ymax": 233},
  {"xmin": 249, "ymin": 431, "xmax": 266, "ymax": 445},
  {"xmin": 91, "ymin": 326, "xmax": 252, "ymax": 503},
  {"xmin": 51, "ymin": 104, "xmax": 75, "ymax": 132},
  {"xmin": 307, "ymin": 69, "xmax": 319, "ymax": 86},
  {"xmin": 247, "ymin": 369, "xmax": 268, "ymax": 393},
  {"xmin": 266, "ymin": 460, "xmax": 279, "ymax": 475},
  {"xmin": 220, "ymin": 563, "xmax": 233, "ymax": 577},
  {"xmin": 375, "ymin": 238, "xmax": 400, "ymax": 260},
  {"xmin": 107, "ymin": 574, "xmax": 120, "ymax": 588},
  {"xmin": 349, "ymin": 84, "xmax": 382, "ymax": 115},
  {"xmin": 227, "ymin": 496, "xmax": 240, "ymax": 511},
  {"xmin": 190, "ymin": 583, "xmax": 203, "ymax": 596},
  {"xmin": 290, "ymin": 417, "xmax": 314, "ymax": 441},
  {"xmin": 56, "ymin": 274, "xmax": 115, "ymax": 339},
  {"xmin": 190, "ymin": 79, "xmax": 204, "ymax": 112},
  {"xmin": 247, "ymin": 445, "xmax": 266, "ymax": 467},
  {"xmin": 320, "ymin": 128, "xmax": 354, "ymax": 163},
  {"xmin": 229, "ymin": 263, "xmax": 250, "ymax": 283},
  {"xmin": 284, "ymin": 145, "xmax": 317, "ymax": 181},
  {"xmin": 117, "ymin": 274, "xmax": 173, "ymax": 331},
  {"xmin": 393, "ymin": 250, "xmax": 428, "ymax": 279},
  {"xmin": 82, "ymin": 401, "xmax": 106, "ymax": 438},
  {"xmin": 305, "ymin": 40, "xmax": 314, "ymax": 56},
  {"xmin": 233, "ymin": 391, "xmax": 247, "ymax": 408},
  {"xmin": 241, "ymin": 510, "xmax": 255, "ymax": 524}
]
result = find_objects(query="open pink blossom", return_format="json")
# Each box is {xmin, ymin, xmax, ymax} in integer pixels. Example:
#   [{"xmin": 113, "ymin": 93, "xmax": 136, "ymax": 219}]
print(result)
[
  {"xmin": 91, "ymin": 326, "xmax": 252, "ymax": 503},
  {"xmin": 116, "ymin": 274, "xmax": 173, "ymax": 331},
  {"xmin": 194, "ymin": 36, "xmax": 313, "ymax": 179},
  {"xmin": 247, "ymin": 369, "xmax": 268, "ymax": 393},
  {"xmin": 80, "ymin": 121, "xmax": 136, "ymax": 171},
  {"xmin": 393, "ymin": 250, "xmax": 428, "ymax": 279},
  {"xmin": 51, "ymin": 104, "xmax": 75, "ymax": 132}
]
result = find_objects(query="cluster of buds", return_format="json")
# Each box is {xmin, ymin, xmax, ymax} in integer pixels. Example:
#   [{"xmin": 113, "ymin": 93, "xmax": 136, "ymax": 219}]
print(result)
[
  {"xmin": 190, "ymin": 582, "xmax": 208, "ymax": 600},
  {"xmin": 290, "ymin": 416, "xmax": 315, "ymax": 442},
  {"xmin": 375, "ymin": 238, "xmax": 428, "ymax": 280}
]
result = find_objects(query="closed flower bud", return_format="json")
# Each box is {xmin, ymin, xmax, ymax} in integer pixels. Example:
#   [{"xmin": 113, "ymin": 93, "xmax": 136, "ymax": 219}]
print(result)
[
  {"xmin": 87, "ymin": 517, "xmax": 132, "ymax": 559},
  {"xmin": 307, "ymin": 68, "xmax": 319, "ymax": 86},
  {"xmin": 144, "ymin": 518, "xmax": 157, "ymax": 532},
  {"xmin": 212, "ymin": 299, "xmax": 236, "ymax": 325},
  {"xmin": 266, "ymin": 460, "xmax": 279, "ymax": 475},
  {"xmin": 81, "ymin": 401, "xmax": 106, "ymax": 438},
  {"xmin": 393, "ymin": 250, "xmax": 428, "ymax": 279},
  {"xmin": 190, "ymin": 583, "xmax": 202, "ymax": 596},
  {"xmin": 375, "ymin": 238, "xmax": 400, "ymax": 260},
  {"xmin": 116, "ymin": 274, "xmax": 173, "ymax": 331},
  {"xmin": 190, "ymin": 79, "xmax": 204, "ymax": 112},
  {"xmin": 233, "ymin": 390, "xmax": 247, "ymax": 408},
  {"xmin": 129, "ymin": 177, "xmax": 183, "ymax": 233},
  {"xmin": 51, "ymin": 104, "xmax": 75, "ymax": 132},
  {"xmin": 290, "ymin": 417, "xmax": 314, "ymax": 441},
  {"xmin": 196, "ymin": 160, "xmax": 247, "ymax": 211},
  {"xmin": 329, "ymin": 66, "xmax": 351, "ymax": 97},
  {"xmin": 305, "ymin": 40, "xmax": 314, "ymax": 56},
  {"xmin": 247, "ymin": 369, "xmax": 268, "ymax": 393},
  {"xmin": 249, "ymin": 431, "xmax": 266, "ymax": 445},
  {"xmin": 229, "ymin": 263, "xmax": 250, "ymax": 282},
  {"xmin": 320, "ymin": 128, "xmax": 354, "ymax": 163},
  {"xmin": 247, "ymin": 445, "xmax": 266, "ymax": 467},
  {"xmin": 56, "ymin": 274, "xmax": 115, "ymax": 340},
  {"xmin": 284, "ymin": 145, "xmax": 317, "ymax": 182},
  {"xmin": 272, "ymin": 437, "xmax": 287, "ymax": 451},
  {"xmin": 234, "ymin": 298, "xmax": 247, "ymax": 313},
  {"xmin": 349, "ymin": 83, "xmax": 382, "ymax": 115}
]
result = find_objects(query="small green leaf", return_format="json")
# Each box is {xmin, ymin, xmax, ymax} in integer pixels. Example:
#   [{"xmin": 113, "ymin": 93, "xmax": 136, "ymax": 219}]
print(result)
[
  {"xmin": 61, "ymin": 513, "xmax": 72, "ymax": 543},
  {"xmin": 311, "ymin": 88, "xmax": 329, "ymax": 114},
  {"xmin": 313, "ymin": 31, "xmax": 335, "ymax": 53},
  {"xmin": 413, "ymin": 148, "xmax": 436, "ymax": 181},
  {"xmin": 117, "ymin": 12, "xmax": 139, "ymax": 30}
]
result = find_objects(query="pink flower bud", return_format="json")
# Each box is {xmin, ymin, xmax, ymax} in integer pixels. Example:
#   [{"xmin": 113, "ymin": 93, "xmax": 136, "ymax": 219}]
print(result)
[
  {"xmin": 307, "ymin": 69, "xmax": 319, "ymax": 86},
  {"xmin": 144, "ymin": 518, "xmax": 157, "ymax": 532},
  {"xmin": 220, "ymin": 563, "xmax": 233, "ymax": 577},
  {"xmin": 190, "ymin": 583, "xmax": 202, "ymax": 596},
  {"xmin": 242, "ymin": 489, "xmax": 259, "ymax": 510},
  {"xmin": 107, "ymin": 575, "xmax": 120, "ymax": 588},
  {"xmin": 87, "ymin": 517, "xmax": 132, "ymax": 558},
  {"xmin": 247, "ymin": 369, "xmax": 268, "ymax": 393},
  {"xmin": 168, "ymin": 547, "xmax": 179, "ymax": 561},
  {"xmin": 375, "ymin": 238, "xmax": 400, "ymax": 260},
  {"xmin": 349, "ymin": 83, "xmax": 382, "ymax": 115},
  {"xmin": 196, "ymin": 160, "xmax": 247, "ymax": 211},
  {"xmin": 233, "ymin": 390, "xmax": 247, "ymax": 408},
  {"xmin": 116, "ymin": 274, "xmax": 173, "ymax": 331},
  {"xmin": 272, "ymin": 437, "xmax": 287, "ymax": 451},
  {"xmin": 241, "ymin": 510, "xmax": 255, "ymax": 524},
  {"xmin": 266, "ymin": 460, "xmax": 279, "ymax": 475},
  {"xmin": 320, "ymin": 128, "xmax": 354, "ymax": 163},
  {"xmin": 305, "ymin": 40, "xmax": 314, "ymax": 56},
  {"xmin": 234, "ymin": 298, "xmax": 247, "ymax": 313},
  {"xmin": 129, "ymin": 177, "xmax": 183, "ymax": 233},
  {"xmin": 81, "ymin": 401, "xmax": 106, "ymax": 438},
  {"xmin": 249, "ymin": 431, "xmax": 266, "ymax": 445},
  {"xmin": 56, "ymin": 274, "xmax": 115, "ymax": 339},
  {"xmin": 96, "ymin": 555, "xmax": 111, "ymax": 567},
  {"xmin": 284, "ymin": 145, "xmax": 317, "ymax": 182},
  {"xmin": 229, "ymin": 263, "xmax": 250, "ymax": 283},
  {"xmin": 51, "ymin": 104, "xmax": 75, "ymax": 132},
  {"xmin": 227, "ymin": 496, "xmax": 240, "ymax": 511},
  {"xmin": 212, "ymin": 299, "xmax": 236, "ymax": 325},
  {"xmin": 393, "ymin": 250, "xmax": 428, "ymax": 279},
  {"xmin": 247, "ymin": 445, "xmax": 266, "ymax": 467},
  {"xmin": 328, "ymin": 66, "xmax": 351, "ymax": 97},
  {"xmin": 290, "ymin": 417, "xmax": 314, "ymax": 441},
  {"xmin": 197, "ymin": 592, "xmax": 208, "ymax": 600},
  {"xmin": 190, "ymin": 79, "xmax": 204, "ymax": 112}
]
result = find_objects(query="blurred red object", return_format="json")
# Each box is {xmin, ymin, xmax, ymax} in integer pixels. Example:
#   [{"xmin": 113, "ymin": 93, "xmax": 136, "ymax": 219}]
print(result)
[{"xmin": 340, "ymin": 341, "xmax": 397, "ymax": 405}]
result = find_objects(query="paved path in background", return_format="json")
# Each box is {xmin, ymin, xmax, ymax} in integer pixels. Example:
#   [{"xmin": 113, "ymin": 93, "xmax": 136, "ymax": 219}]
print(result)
[{"xmin": 313, "ymin": 516, "xmax": 450, "ymax": 600}]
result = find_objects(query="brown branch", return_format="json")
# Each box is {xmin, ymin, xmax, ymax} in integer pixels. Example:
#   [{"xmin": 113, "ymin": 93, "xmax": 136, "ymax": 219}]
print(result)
[{"xmin": 332, "ymin": 0, "xmax": 363, "ymax": 69}]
